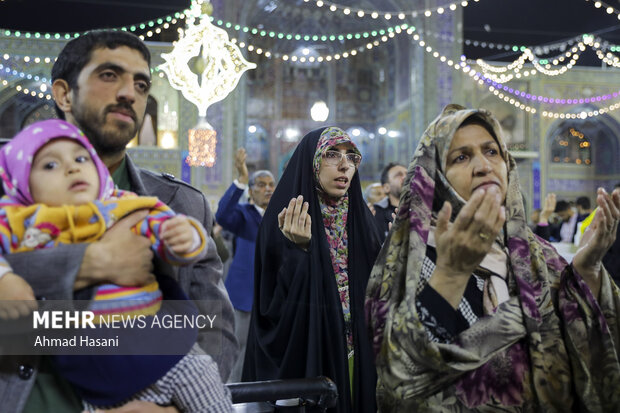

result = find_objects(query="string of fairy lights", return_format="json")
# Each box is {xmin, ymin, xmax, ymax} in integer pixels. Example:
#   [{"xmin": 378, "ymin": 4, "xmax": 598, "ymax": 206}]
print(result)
[
  {"xmin": 1, "ymin": 2, "xmax": 620, "ymax": 118},
  {"xmin": 583, "ymin": 0, "xmax": 620, "ymax": 20},
  {"xmin": 301, "ymin": 0, "xmax": 481, "ymax": 19}
]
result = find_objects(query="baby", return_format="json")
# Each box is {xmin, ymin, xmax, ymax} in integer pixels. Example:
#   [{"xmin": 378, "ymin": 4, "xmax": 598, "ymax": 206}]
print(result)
[{"xmin": 0, "ymin": 119, "xmax": 231, "ymax": 412}]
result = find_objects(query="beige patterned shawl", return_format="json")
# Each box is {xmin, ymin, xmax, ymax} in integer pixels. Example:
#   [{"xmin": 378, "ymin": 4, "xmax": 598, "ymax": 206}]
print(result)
[{"xmin": 365, "ymin": 104, "xmax": 620, "ymax": 412}]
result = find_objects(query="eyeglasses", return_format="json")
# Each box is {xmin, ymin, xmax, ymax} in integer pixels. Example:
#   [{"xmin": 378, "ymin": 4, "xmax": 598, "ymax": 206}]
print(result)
[{"xmin": 322, "ymin": 150, "xmax": 362, "ymax": 167}]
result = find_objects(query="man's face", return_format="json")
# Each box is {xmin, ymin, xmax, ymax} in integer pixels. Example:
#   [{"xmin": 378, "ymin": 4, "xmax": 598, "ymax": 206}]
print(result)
[
  {"xmin": 384, "ymin": 165, "xmax": 407, "ymax": 199},
  {"xmin": 249, "ymin": 175, "xmax": 275, "ymax": 209},
  {"xmin": 557, "ymin": 209, "xmax": 573, "ymax": 222},
  {"xmin": 67, "ymin": 46, "xmax": 151, "ymax": 158}
]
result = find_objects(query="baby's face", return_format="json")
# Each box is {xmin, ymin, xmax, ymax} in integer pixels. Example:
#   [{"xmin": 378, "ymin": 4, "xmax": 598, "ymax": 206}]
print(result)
[{"xmin": 29, "ymin": 139, "xmax": 100, "ymax": 206}]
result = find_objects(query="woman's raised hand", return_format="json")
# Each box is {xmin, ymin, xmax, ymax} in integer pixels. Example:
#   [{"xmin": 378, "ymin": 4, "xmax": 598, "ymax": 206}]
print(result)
[
  {"xmin": 430, "ymin": 187, "xmax": 505, "ymax": 308},
  {"xmin": 573, "ymin": 187, "xmax": 620, "ymax": 297},
  {"xmin": 435, "ymin": 186, "xmax": 506, "ymax": 278},
  {"xmin": 278, "ymin": 195, "xmax": 312, "ymax": 250}
]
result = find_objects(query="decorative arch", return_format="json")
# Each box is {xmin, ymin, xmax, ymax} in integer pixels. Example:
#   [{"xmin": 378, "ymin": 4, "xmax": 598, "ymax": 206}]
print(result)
[
  {"xmin": 543, "ymin": 104, "xmax": 620, "ymax": 198},
  {"xmin": 0, "ymin": 78, "xmax": 52, "ymax": 139}
]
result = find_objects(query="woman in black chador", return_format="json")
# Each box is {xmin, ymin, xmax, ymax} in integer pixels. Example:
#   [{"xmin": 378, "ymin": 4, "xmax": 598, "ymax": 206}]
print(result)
[{"xmin": 243, "ymin": 127, "xmax": 382, "ymax": 413}]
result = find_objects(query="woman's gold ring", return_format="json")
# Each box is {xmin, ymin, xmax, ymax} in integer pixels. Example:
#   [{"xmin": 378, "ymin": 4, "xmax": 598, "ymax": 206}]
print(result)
[{"xmin": 479, "ymin": 232, "xmax": 489, "ymax": 240}]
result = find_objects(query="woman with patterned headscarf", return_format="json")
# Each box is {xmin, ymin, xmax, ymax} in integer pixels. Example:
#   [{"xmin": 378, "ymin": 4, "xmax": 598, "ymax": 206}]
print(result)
[
  {"xmin": 366, "ymin": 104, "xmax": 620, "ymax": 412},
  {"xmin": 243, "ymin": 127, "xmax": 382, "ymax": 413}
]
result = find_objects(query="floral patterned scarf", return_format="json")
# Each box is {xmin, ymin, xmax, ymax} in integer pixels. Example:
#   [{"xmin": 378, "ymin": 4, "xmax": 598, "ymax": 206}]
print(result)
[
  {"xmin": 366, "ymin": 104, "xmax": 620, "ymax": 412},
  {"xmin": 313, "ymin": 127, "xmax": 361, "ymax": 357}
]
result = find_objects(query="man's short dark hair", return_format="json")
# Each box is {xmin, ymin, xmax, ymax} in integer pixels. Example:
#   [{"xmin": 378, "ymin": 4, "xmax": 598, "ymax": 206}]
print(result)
[
  {"xmin": 576, "ymin": 196, "xmax": 590, "ymax": 211},
  {"xmin": 555, "ymin": 200, "xmax": 571, "ymax": 213},
  {"xmin": 380, "ymin": 162, "xmax": 406, "ymax": 185},
  {"xmin": 51, "ymin": 30, "xmax": 151, "ymax": 119}
]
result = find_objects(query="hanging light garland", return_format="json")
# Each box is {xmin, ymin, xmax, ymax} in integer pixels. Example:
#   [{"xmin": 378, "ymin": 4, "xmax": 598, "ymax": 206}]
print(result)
[
  {"xmin": 410, "ymin": 31, "xmax": 620, "ymax": 119},
  {"xmin": 230, "ymin": 25, "xmax": 410, "ymax": 62},
  {"xmin": 478, "ymin": 73, "xmax": 620, "ymax": 106},
  {"xmin": 475, "ymin": 40, "xmax": 589, "ymax": 83},
  {"xmin": 302, "ymin": 0, "xmax": 481, "ymax": 19},
  {"xmin": 583, "ymin": 0, "xmax": 620, "ymax": 20},
  {"xmin": 2, "ymin": 3, "xmax": 618, "ymax": 120}
]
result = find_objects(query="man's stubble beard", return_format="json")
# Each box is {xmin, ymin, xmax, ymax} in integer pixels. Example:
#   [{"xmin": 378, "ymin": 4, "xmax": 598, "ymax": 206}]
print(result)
[{"xmin": 71, "ymin": 97, "xmax": 142, "ymax": 159}]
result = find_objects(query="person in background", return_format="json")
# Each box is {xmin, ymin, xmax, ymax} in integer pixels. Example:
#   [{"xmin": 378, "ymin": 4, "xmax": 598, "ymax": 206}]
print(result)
[
  {"xmin": 212, "ymin": 223, "xmax": 231, "ymax": 268},
  {"xmin": 373, "ymin": 162, "xmax": 407, "ymax": 242},
  {"xmin": 554, "ymin": 199, "xmax": 579, "ymax": 243},
  {"xmin": 216, "ymin": 147, "xmax": 275, "ymax": 383},
  {"xmin": 530, "ymin": 192, "xmax": 556, "ymax": 241},
  {"xmin": 576, "ymin": 196, "xmax": 592, "ymax": 218},
  {"xmin": 366, "ymin": 104, "xmax": 620, "ymax": 411},
  {"xmin": 363, "ymin": 182, "xmax": 385, "ymax": 205},
  {"xmin": 243, "ymin": 127, "xmax": 381, "ymax": 413}
]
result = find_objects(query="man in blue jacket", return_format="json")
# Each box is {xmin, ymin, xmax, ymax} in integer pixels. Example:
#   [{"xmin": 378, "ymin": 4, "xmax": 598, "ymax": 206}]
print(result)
[{"xmin": 216, "ymin": 148, "xmax": 275, "ymax": 382}]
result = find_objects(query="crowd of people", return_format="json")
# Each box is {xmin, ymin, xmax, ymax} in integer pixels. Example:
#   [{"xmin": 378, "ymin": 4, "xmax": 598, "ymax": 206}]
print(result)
[{"xmin": 0, "ymin": 30, "xmax": 619, "ymax": 413}]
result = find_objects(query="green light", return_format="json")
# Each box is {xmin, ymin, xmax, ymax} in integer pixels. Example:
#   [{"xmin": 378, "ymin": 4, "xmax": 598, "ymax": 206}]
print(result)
[
  {"xmin": 387, "ymin": 27, "xmax": 394, "ymax": 33},
  {"xmin": 35, "ymin": 33, "xmax": 40, "ymax": 38},
  {"xmin": 260, "ymin": 30, "xmax": 266, "ymax": 36},
  {"xmin": 512, "ymin": 46, "xmax": 519, "ymax": 52},
  {"xmin": 65, "ymin": 34, "xmax": 71, "ymax": 39},
  {"xmin": 54, "ymin": 33, "xmax": 60, "ymax": 39},
  {"xmin": 371, "ymin": 31, "xmax": 377, "ymax": 36},
  {"xmin": 166, "ymin": 16, "xmax": 172, "ymax": 22},
  {"xmin": 174, "ymin": 13, "xmax": 180, "ymax": 18},
  {"xmin": 15, "ymin": 31, "xmax": 21, "ymax": 37},
  {"xmin": 157, "ymin": 19, "xmax": 163, "ymax": 24},
  {"xmin": 286, "ymin": 34, "xmax": 293, "ymax": 40},
  {"xmin": 234, "ymin": 25, "xmax": 240, "ymax": 30},
  {"xmin": 217, "ymin": 20, "xmax": 223, "ymax": 25},
  {"xmin": 329, "ymin": 35, "xmax": 335, "ymax": 41},
  {"xmin": 295, "ymin": 34, "xmax": 301, "ymax": 40},
  {"xmin": 25, "ymin": 33, "xmax": 31, "ymax": 38},
  {"xmin": 362, "ymin": 32, "xmax": 369, "ymax": 38},
  {"xmin": 139, "ymin": 24, "xmax": 146, "ymax": 29},
  {"xmin": 304, "ymin": 35, "xmax": 310, "ymax": 41},
  {"xmin": 520, "ymin": 46, "xmax": 526, "ymax": 52},
  {"xmin": 354, "ymin": 34, "xmax": 361, "ymax": 39},
  {"xmin": 148, "ymin": 21, "xmax": 154, "ymax": 27},
  {"xmin": 379, "ymin": 30, "xmax": 385, "ymax": 35},
  {"xmin": 4, "ymin": 30, "xmax": 9, "ymax": 36},
  {"xmin": 338, "ymin": 35, "xmax": 344, "ymax": 41},
  {"xmin": 225, "ymin": 22, "xmax": 232, "ymax": 28},
  {"xmin": 130, "ymin": 26, "xmax": 136, "ymax": 31},
  {"xmin": 321, "ymin": 36, "xmax": 327, "ymax": 41},
  {"xmin": 243, "ymin": 27, "xmax": 249, "ymax": 32},
  {"xmin": 45, "ymin": 33, "xmax": 51, "ymax": 39},
  {"xmin": 278, "ymin": 33, "xmax": 284, "ymax": 39},
  {"xmin": 269, "ymin": 32, "xmax": 275, "ymax": 37},
  {"xmin": 312, "ymin": 35, "xmax": 318, "ymax": 41},
  {"xmin": 251, "ymin": 28, "xmax": 258, "ymax": 34},
  {"xmin": 346, "ymin": 34, "xmax": 353, "ymax": 40}
]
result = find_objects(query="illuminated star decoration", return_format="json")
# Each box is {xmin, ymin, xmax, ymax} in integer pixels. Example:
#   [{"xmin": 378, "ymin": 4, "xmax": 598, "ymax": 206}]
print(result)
[{"xmin": 160, "ymin": 1, "xmax": 256, "ymax": 166}]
